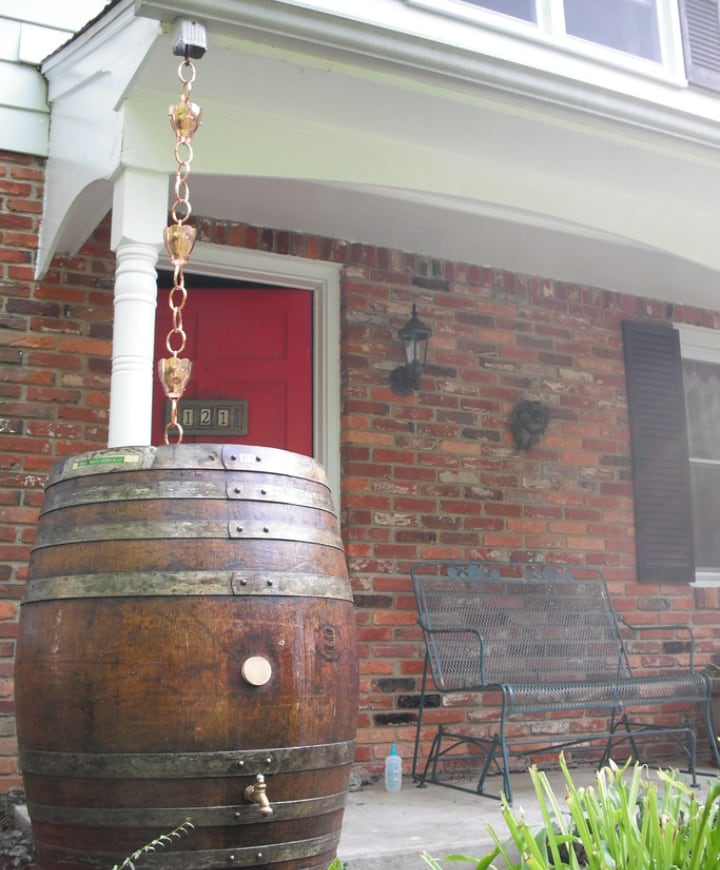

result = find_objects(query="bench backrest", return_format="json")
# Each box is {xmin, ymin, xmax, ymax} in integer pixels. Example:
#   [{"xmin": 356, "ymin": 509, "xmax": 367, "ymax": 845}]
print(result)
[{"xmin": 411, "ymin": 562, "xmax": 630, "ymax": 691}]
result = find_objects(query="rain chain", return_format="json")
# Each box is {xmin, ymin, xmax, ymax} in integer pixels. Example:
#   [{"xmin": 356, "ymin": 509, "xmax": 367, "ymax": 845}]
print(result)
[{"xmin": 158, "ymin": 58, "xmax": 202, "ymax": 444}]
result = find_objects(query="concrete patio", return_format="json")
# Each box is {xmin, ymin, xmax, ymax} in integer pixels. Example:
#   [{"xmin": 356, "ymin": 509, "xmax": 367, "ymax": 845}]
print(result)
[{"xmin": 337, "ymin": 761, "xmax": 720, "ymax": 870}]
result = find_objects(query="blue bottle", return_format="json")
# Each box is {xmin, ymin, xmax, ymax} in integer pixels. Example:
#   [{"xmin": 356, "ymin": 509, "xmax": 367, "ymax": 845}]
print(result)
[{"xmin": 384, "ymin": 743, "xmax": 402, "ymax": 792}]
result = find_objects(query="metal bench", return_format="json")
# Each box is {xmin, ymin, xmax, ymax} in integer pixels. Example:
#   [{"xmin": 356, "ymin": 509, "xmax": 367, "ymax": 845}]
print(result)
[{"xmin": 410, "ymin": 561, "xmax": 719, "ymax": 802}]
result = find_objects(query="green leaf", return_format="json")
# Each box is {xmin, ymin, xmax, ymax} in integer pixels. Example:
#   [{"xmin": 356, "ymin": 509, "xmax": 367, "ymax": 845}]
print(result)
[{"xmin": 110, "ymin": 819, "xmax": 194, "ymax": 870}]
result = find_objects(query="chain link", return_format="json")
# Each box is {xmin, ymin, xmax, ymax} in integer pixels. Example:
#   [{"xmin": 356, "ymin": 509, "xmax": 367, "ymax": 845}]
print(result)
[{"xmin": 159, "ymin": 59, "xmax": 202, "ymax": 444}]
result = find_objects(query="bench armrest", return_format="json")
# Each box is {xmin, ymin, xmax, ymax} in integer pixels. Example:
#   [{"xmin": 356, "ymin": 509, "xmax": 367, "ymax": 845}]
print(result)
[
  {"xmin": 417, "ymin": 622, "xmax": 486, "ymax": 689},
  {"xmin": 617, "ymin": 617, "xmax": 697, "ymax": 672}
]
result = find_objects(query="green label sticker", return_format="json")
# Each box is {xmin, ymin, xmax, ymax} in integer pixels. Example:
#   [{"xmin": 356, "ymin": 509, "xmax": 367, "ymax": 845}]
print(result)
[{"xmin": 71, "ymin": 454, "xmax": 141, "ymax": 470}]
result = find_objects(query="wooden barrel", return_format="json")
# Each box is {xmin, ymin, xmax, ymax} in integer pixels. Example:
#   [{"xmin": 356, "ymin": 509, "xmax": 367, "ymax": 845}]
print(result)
[{"xmin": 15, "ymin": 444, "xmax": 358, "ymax": 870}]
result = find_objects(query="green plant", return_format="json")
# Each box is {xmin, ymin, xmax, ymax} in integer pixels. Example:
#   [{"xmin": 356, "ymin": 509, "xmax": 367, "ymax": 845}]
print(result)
[
  {"xmin": 111, "ymin": 819, "xmax": 194, "ymax": 870},
  {"xmin": 423, "ymin": 754, "xmax": 720, "ymax": 869}
]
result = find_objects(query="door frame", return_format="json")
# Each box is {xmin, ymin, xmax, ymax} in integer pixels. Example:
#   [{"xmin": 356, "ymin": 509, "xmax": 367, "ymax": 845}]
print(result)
[{"xmin": 158, "ymin": 243, "xmax": 342, "ymax": 507}]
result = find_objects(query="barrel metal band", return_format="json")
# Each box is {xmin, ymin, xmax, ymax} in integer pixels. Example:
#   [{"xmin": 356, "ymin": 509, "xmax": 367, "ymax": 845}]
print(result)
[
  {"xmin": 226, "ymin": 481, "xmax": 332, "ymax": 510},
  {"xmin": 22, "ymin": 571, "xmax": 353, "ymax": 603},
  {"xmin": 228, "ymin": 523, "xmax": 341, "ymax": 547},
  {"xmin": 27, "ymin": 790, "xmax": 347, "ymax": 827},
  {"xmin": 33, "ymin": 522, "xmax": 344, "ymax": 551},
  {"xmin": 221, "ymin": 445, "xmax": 326, "ymax": 482},
  {"xmin": 38, "ymin": 832, "xmax": 339, "ymax": 869},
  {"xmin": 51, "ymin": 445, "xmax": 329, "ymax": 486},
  {"xmin": 20, "ymin": 740, "xmax": 355, "ymax": 779},
  {"xmin": 40, "ymin": 479, "xmax": 334, "ymax": 515}
]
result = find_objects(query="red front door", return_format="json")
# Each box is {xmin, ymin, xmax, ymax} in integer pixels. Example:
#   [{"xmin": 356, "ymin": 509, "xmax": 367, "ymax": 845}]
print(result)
[{"xmin": 152, "ymin": 287, "xmax": 313, "ymax": 454}]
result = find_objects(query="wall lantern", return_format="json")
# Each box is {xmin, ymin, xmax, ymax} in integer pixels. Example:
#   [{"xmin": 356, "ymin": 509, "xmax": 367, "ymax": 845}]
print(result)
[{"xmin": 389, "ymin": 304, "xmax": 432, "ymax": 396}]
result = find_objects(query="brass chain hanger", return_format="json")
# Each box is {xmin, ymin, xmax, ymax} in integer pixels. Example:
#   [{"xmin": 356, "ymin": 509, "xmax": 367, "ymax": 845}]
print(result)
[{"xmin": 158, "ymin": 57, "xmax": 202, "ymax": 444}]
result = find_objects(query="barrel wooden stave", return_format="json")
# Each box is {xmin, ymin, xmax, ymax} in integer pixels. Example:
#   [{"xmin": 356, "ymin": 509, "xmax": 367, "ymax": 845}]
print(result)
[
  {"xmin": 28, "ymin": 539, "xmax": 347, "ymax": 583},
  {"xmin": 16, "ymin": 597, "xmax": 355, "ymax": 753},
  {"xmin": 21, "ymin": 766, "xmax": 353, "ymax": 809},
  {"xmin": 30, "ymin": 808, "xmax": 347, "ymax": 855}
]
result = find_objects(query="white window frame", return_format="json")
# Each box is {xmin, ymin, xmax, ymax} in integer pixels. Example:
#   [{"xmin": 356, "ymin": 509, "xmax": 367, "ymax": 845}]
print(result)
[
  {"xmin": 676, "ymin": 322, "xmax": 720, "ymax": 588},
  {"xmin": 406, "ymin": 0, "xmax": 686, "ymax": 83}
]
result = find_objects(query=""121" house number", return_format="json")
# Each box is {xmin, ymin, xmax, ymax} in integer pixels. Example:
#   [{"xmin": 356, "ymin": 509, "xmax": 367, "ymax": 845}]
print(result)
[{"xmin": 164, "ymin": 399, "xmax": 248, "ymax": 436}]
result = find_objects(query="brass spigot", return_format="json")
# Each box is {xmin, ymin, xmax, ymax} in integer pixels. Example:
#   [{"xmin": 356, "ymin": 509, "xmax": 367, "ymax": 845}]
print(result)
[{"xmin": 245, "ymin": 773, "xmax": 273, "ymax": 815}]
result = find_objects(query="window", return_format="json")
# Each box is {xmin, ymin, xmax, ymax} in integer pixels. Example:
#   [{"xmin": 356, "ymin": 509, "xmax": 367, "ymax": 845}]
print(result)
[
  {"xmin": 409, "ymin": 0, "xmax": 720, "ymax": 89},
  {"xmin": 460, "ymin": 0, "xmax": 535, "ymax": 20},
  {"xmin": 466, "ymin": 0, "xmax": 661, "ymax": 60},
  {"xmin": 676, "ymin": 323, "xmax": 720, "ymax": 583},
  {"xmin": 564, "ymin": 0, "xmax": 660, "ymax": 62},
  {"xmin": 683, "ymin": 358, "xmax": 720, "ymax": 577}
]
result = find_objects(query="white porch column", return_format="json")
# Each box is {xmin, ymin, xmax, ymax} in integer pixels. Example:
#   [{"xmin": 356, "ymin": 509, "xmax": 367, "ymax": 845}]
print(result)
[{"xmin": 108, "ymin": 169, "xmax": 168, "ymax": 447}]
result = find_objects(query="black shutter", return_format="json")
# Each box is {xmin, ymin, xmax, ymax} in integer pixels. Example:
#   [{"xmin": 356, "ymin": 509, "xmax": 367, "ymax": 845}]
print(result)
[
  {"xmin": 622, "ymin": 320, "xmax": 695, "ymax": 584},
  {"xmin": 678, "ymin": 0, "xmax": 720, "ymax": 91}
]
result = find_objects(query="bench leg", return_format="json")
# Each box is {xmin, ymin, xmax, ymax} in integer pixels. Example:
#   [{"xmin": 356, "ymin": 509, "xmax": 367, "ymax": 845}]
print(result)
[
  {"xmin": 412, "ymin": 653, "xmax": 432, "ymax": 785},
  {"xmin": 419, "ymin": 727, "xmax": 507, "ymax": 799},
  {"xmin": 602, "ymin": 711, "xmax": 642, "ymax": 768},
  {"xmin": 414, "ymin": 693, "xmax": 512, "ymax": 802},
  {"xmin": 498, "ymin": 701, "xmax": 512, "ymax": 803},
  {"xmin": 414, "ymin": 726, "xmax": 442, "ymax": 787},
  {"xmin": 688, "ymin": 728, "xmax": 698, "ymax": 787},
  {"xmin": 704, "ymin": 696, "xmax": 720, "ymax": 770},
  {"xmin": 470, "ymin": 733, "xmax": 503, "ymax": 799},
  {"xmin": 607, "ymin": 713, "xmax": 700, "ymax": 787}
]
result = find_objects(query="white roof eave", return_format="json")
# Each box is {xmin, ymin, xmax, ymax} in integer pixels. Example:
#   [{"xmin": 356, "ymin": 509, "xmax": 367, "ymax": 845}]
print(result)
[{"xmin": 133, "ymin": 0, "xmax": 720, "ymax": 151}]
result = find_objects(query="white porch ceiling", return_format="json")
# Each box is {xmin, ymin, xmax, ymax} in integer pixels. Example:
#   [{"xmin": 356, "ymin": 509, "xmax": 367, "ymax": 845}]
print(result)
[{"xmin": 185, "ymin": 175, "xmax": 720, "ymax": 304}]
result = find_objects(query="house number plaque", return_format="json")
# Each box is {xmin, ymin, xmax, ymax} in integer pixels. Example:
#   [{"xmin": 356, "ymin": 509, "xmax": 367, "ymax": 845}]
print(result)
[{"xmin": 164, "ymin": 399, "xmax": 248, "ymax": 436}]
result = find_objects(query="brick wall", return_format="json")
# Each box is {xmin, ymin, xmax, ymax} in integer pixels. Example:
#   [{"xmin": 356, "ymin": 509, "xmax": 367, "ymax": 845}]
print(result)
[
  {"xmin": 2, "ymin": 162, "xmax": 720, "ymax": 791},
  {"xmin": 0, "ymin": 150, "xmax": 114, "ymax": 788},
  {"xmin": 336, "ymin": 254, "xmax": 720, "ymax": 773}
]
